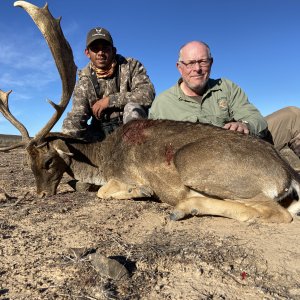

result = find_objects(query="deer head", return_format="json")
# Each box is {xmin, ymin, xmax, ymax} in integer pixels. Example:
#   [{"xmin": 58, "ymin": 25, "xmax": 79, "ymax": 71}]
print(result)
[{"xmin": 0, "ymin": 1, "xmax": 77, "ymax": 197}]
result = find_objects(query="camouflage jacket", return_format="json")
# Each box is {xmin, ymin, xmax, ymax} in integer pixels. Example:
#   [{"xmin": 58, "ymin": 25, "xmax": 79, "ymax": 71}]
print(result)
[{"xmin": 62, "ymin": 54, "xmax": 155, "ymax": 138}]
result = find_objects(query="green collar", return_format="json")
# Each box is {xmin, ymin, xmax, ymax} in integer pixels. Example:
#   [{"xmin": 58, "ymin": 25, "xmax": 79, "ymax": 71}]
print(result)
[{"xmin": 176, "ymin": 78, "xmax": 222, "ymax": 102}]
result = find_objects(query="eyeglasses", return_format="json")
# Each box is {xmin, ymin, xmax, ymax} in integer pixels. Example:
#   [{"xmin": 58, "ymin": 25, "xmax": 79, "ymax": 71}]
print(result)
[{"xmin": 179, "ymin": 59, "xmax": 211, "ymax": 69}]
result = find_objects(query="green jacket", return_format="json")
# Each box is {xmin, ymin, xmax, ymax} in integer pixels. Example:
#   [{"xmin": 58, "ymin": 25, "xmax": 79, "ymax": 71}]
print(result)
[{"xmin": 149, "ymin": 78, "xmax": 268, "ymax": 136}]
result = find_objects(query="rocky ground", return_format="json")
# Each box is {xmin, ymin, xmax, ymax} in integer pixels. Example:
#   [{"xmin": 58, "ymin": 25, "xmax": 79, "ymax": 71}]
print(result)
[{"xmin": 1, "ymin": 148, "xmax": 300, "ymax": 300}]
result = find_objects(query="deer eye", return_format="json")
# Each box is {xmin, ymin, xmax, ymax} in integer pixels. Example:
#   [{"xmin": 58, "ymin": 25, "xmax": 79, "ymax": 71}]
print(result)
[{"xmin": 44, "ymin": 158, "xmax": 53, "ymax": 170}]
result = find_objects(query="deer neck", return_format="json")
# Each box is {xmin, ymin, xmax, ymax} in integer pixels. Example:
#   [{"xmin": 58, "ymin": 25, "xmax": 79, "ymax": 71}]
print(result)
[{"xmin": 67, "ymin": 140, "xmax": 108, "ymax": 186}]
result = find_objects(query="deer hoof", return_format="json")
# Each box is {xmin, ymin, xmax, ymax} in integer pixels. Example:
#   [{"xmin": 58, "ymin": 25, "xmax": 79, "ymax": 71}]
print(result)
[
  {"xmin": 139, "ymin": 186, "xmax": 153, "ymax": 197},
  {"xmin": 190, "ymin": 209, "xmax": 199, "ymax": 216},
  {"xmin": 170, "ymin": 210, "xmax": 185, "ymax": 221}
]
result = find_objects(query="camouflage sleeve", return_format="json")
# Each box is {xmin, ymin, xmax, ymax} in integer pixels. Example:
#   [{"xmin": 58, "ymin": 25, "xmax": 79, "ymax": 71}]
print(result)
[
  {"xmin": 108, "ymin": 58, "xmax": 155, "ymax": 108},
  {"xmin": 61, "ymin": 76, "xmax": 96, "ymax": 138}
]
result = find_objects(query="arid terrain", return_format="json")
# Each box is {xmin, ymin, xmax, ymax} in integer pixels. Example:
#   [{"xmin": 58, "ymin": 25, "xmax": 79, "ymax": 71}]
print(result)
[{"xmin": 1, "ymin": 144, "xmax": 300, "ymax": 300}]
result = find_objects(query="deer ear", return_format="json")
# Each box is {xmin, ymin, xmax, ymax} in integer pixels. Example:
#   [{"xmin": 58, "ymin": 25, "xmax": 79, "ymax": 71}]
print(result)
[
  {"xmin": 53, "ymin": 139, "xmax": 74, "ymax": 157},
  {"xmin": 55, "ymin": 148, "xmax": 74, "ymax": 158}
]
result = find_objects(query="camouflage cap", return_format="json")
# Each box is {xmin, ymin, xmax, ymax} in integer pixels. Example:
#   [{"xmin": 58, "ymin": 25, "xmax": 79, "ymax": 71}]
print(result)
[{"xmin": 86, "ymin": 27, "xmax": 113, "ymax": 47}]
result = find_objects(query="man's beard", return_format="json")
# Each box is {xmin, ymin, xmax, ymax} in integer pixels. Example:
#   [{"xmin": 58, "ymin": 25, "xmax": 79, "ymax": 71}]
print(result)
[{"xmin": 186, "ymin": 78, "xmax": 208, "ymax": 95}]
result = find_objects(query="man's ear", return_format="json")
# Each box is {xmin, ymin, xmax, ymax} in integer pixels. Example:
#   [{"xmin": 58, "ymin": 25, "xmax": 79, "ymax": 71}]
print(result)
[
  {"xmin": 85, "ymin": 48, "xmax": 91, "ymax": 58},
  {"xmin": 176, "ymin": 62, "xmax": 183, "ymax": 75},
  {"xmin": 112, "ymin": 46, "xmax": 117, "ymax": 56}
]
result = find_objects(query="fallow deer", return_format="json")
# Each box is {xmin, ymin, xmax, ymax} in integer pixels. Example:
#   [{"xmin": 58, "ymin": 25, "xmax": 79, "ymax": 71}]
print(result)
[{"xmin": 1, "ymin": 1, "xmax": 300, "ymax": 223}]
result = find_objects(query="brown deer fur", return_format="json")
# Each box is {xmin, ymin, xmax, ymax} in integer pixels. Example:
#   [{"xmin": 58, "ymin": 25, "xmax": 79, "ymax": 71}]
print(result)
[{"xmin": 32, "ymin": 120, "xmax": 300, "ymax": 223}]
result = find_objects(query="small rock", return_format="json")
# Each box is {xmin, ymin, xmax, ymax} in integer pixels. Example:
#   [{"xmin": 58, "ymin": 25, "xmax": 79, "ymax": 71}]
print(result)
[{"xmin": 89, "ymin": 252, "xmax": 129, "ymax": 280}]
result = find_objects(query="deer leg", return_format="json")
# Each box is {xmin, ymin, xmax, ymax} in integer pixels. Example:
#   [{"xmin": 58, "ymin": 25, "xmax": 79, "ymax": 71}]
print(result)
[
  {"xmin": 241, "ymin": 197, "xmax": 293, "ymax": 223},
  {"xmin": 170, "ymin": 197, "xmax": 260, "ymax": 222},
  {"xmin": 97, "ymin": 179, "xmax": 153, "ymax": 200},
  {"xmin": 170, "ymin": 195, "xmax": 292, "ymax": 223}
]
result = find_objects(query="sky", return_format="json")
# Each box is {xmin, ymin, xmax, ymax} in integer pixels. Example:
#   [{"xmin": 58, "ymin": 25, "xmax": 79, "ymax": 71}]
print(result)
[{"xmin": 0, "ymin": 0, "xmax": 299, "ymax": 136}]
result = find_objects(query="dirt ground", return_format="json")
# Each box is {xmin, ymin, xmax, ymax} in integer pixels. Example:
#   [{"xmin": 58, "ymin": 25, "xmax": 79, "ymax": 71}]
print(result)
[{"xmin": 1, "ymin": 148, "xmax": 300, "ymax": 300}]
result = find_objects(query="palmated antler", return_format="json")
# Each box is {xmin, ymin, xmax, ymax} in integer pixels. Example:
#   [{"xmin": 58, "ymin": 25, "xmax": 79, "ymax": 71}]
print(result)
[{"xmin": 0, "ymin": 1, "xmax": 77, "ymax": 151}]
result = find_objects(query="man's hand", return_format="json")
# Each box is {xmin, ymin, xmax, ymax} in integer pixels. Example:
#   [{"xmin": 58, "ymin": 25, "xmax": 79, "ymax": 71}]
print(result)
[
  {"xmin": 92, "ymin": 97, "xmax": 110, "ymax": 119},
  {"xmin": 223, "ymin": 121, "xmax": 250, "ymax": 134}
]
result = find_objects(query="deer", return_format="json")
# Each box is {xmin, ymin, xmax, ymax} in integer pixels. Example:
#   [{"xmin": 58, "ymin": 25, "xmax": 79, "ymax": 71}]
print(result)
[{"xmin": 1, "ymin": 1, "xmax": 300, "ymax": 224}]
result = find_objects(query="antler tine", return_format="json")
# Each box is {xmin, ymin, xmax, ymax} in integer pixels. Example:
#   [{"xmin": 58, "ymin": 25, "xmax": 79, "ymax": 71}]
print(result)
[
  {"xmin": 0, "ymin": 89, "xmax": 30, "ymax": 151},
  {"xmin": 14, "ymin": 1, "xmax": 77, "ymax": 145}
]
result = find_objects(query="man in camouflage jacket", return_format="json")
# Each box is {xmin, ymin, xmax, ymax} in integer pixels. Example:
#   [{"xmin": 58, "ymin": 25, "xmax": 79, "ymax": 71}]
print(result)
[{"xmin": 62, "ymin": 27, "xmax": 155, "ymax": 141}]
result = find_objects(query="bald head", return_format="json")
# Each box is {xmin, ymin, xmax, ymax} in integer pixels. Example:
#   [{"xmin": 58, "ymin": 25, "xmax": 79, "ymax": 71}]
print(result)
[{"xmin": 178, "ymin": 41, "xmax": 212, "ymax": 62}]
